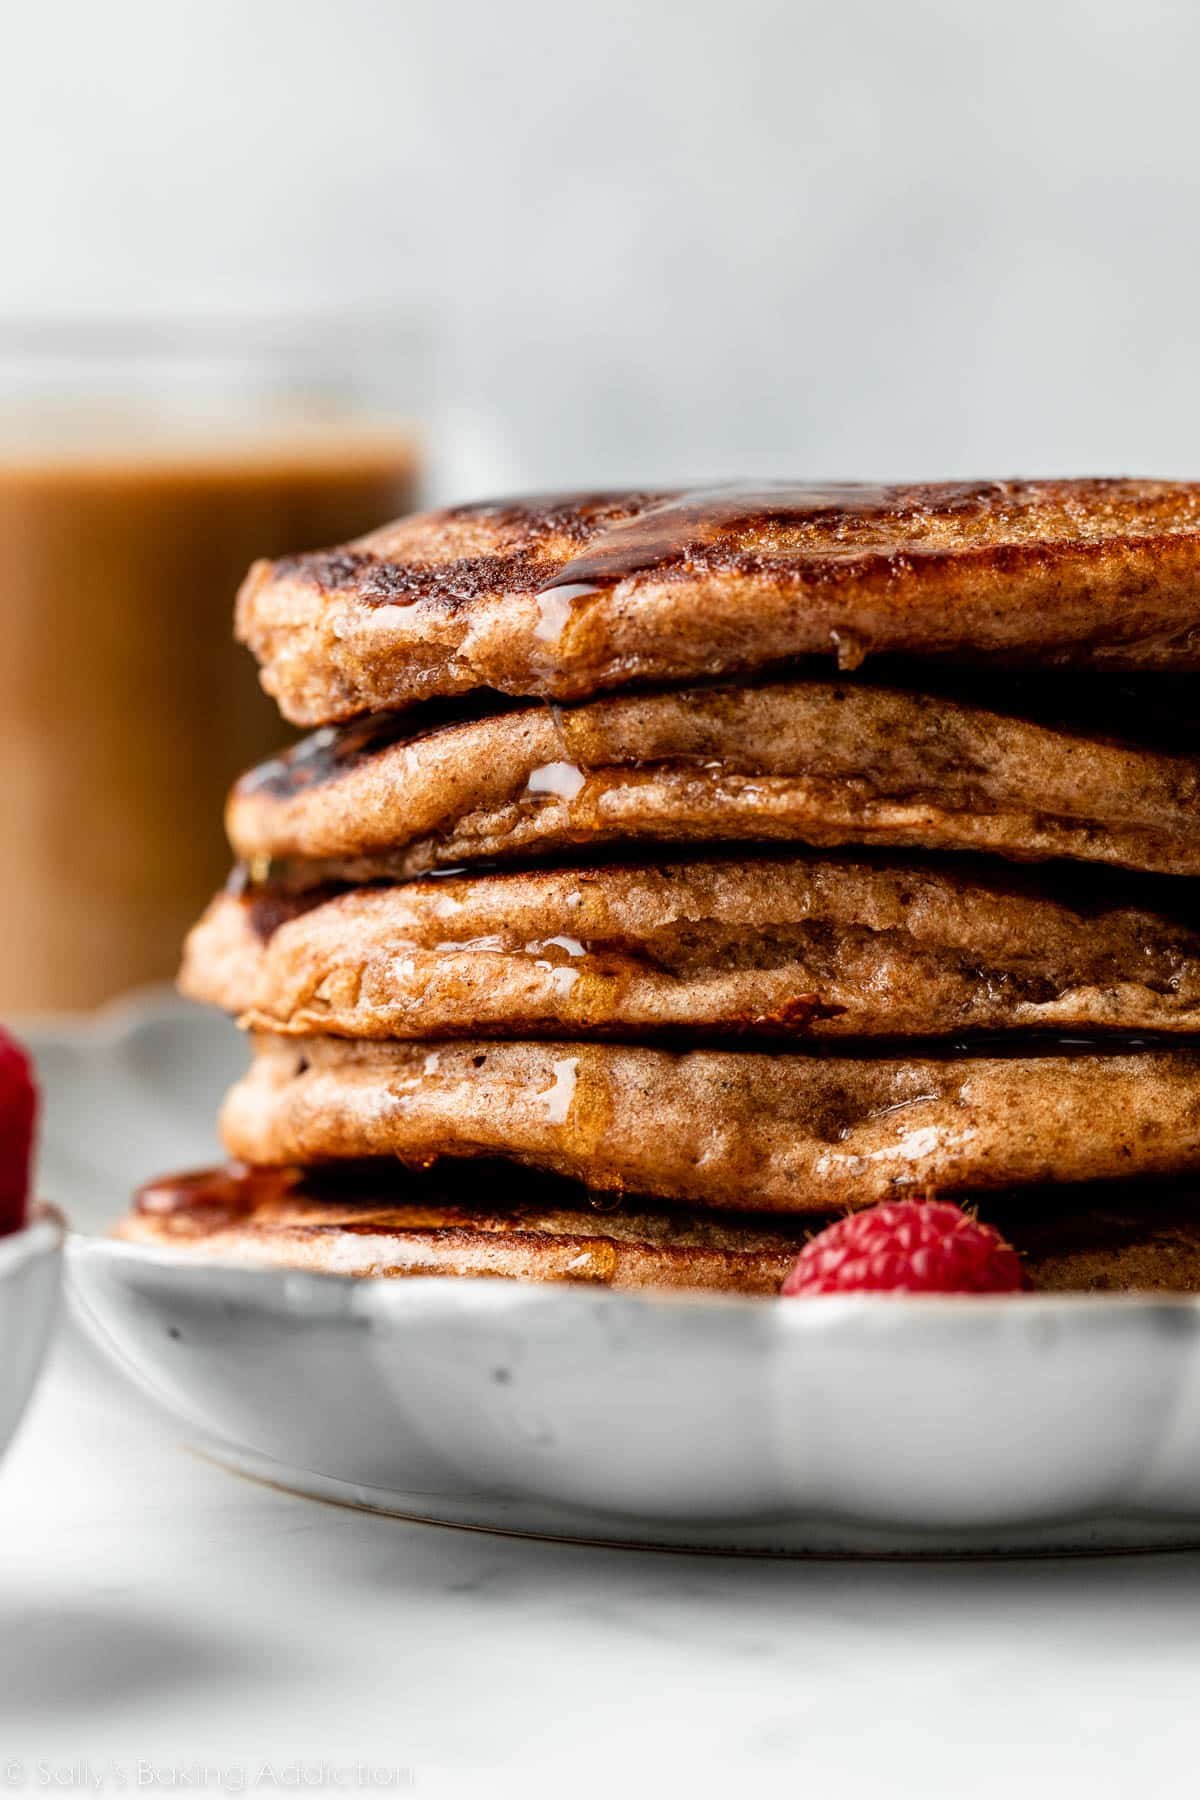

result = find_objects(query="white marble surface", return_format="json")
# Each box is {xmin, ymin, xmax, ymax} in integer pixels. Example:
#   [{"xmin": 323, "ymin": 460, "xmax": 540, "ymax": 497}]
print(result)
[{"xmin": 5, "ymin": 1341, "xmax": 1200, "ymax": 1798}]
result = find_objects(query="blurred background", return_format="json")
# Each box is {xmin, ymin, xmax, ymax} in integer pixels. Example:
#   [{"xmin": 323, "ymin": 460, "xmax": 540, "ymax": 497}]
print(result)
[{"xmin": 3, "ymin": 0, "xmax": 1200, "ymax": 1009}]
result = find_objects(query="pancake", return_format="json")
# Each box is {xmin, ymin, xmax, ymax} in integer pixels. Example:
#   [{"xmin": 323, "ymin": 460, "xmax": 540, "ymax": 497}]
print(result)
[
  {"xmin": 183, "ymin": 858, "xmax": 1200, "ymax": 1041},
  {"xmin": 235, "ymin": 480, "xmax": 1200, "ymax": 725},
  {"xmin": 226, "ymin": 679, "xmax": 1200, "ymax": 882},
  {"xmin": 985, "ymin": 1184, "xmax": 1200, "ymax": 1293},
  {"xmin": 219, "ymin": 1036, "xmax": 1200, "ymax": 1213},
  {"xmin": 119, "ymin": 1164, "xmax": 1200, "ymax": 1294},
  {"xmin": 119, "ymin": 1164, "xmax": 806, "ymax": 1292}
]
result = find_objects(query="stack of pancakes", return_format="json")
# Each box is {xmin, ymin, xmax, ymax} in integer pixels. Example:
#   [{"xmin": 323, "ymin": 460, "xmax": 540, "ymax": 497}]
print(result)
[{"xmin": 124, "ymin": 481, "xmax": 1200, "ymax": 1292}]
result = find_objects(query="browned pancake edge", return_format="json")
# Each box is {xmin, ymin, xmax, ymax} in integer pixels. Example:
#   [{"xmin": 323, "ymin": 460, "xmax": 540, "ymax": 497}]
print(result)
[
  {"xmin": 217, "ymin": 1036, "xmax": 1200, "ymax": 1214},
  {"xmin": 236, "ymin": 481, "xmax": 1200, "ymax": 724},
  {"xmin": 226, "ymin": 679, "xmax": 1200, "ymax": 881},
  {"xmin": 181, "ymin": 858, "xmax": 1200, "ymax": 1042},
  {"xmin": 118, "ymin": 1165, "xmax": 1200, "ymax": 1295}
]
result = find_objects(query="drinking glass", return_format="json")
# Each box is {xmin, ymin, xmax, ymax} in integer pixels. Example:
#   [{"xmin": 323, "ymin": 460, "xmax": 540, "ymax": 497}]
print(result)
[{"xmin": 0, "ymin": 311, "xmax": 425, "ymax": 1009}]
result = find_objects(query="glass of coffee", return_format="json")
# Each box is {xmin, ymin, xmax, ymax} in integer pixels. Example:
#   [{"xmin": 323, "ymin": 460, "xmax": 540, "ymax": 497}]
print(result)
[{"xmin": 0, "ymin": 312, "xmax": 424, "ymax": 1010}]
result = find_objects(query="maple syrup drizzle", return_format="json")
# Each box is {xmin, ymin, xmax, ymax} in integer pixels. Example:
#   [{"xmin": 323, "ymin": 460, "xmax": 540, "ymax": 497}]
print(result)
[{"xmin": 532, "ymin": 481, "xmax": 1004, "ymax": 621}]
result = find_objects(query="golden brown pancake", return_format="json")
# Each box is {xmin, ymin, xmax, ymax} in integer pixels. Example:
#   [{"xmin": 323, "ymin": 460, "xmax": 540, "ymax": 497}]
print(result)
[
  {"xmin": 119, "ymin": 1164, "xmax": 806, "ymax": 1292},
  {"xmin": 226, "ymin": 679, "xmax": 1200, "ymax": 881},
  {"xmin": 119, "ymin": 1164, "xmax": 1200, "ymax": 1294},
  {"xmin": 183, "ymin": 858, "xmax": 1200, "ymax": 1042},
  {"xmin": 236, "ymin": 481, "xmax": 1200, "ymax": 725},
  {"xmin": 219, "ymin": 1036, "xmax": 1200, "ymax": 1213}
]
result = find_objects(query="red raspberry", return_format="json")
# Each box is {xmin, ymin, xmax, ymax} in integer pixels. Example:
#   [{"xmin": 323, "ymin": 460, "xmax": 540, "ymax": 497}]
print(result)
[
  {"xmin": 0, "ymin": 1028, "xmax": 37, "ymax": 1236},
  {"xmin": 781, "ymin": 1199, "xmax": 1026, "ymax": 1296}
]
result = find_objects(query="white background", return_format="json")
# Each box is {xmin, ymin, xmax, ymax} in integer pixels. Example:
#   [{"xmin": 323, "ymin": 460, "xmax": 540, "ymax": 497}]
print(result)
[{"xmin": 6, "ymin": 0, "xmax": 1200, "ymax": 493}]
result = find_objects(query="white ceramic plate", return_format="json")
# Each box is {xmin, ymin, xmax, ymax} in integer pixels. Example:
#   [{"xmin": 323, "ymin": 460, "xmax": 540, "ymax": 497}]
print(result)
[
  {"xmin": 0, "ymin": 1207, "xmax": 64, "ymax": 1459},
  {"xmin": 43, "ymin": 991, "xmax": 1200, "ymax": 1555}
]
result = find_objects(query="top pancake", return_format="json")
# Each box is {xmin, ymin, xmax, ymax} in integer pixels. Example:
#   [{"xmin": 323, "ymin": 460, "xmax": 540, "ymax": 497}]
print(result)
[{"xmin": 236, "ymin": 480, "xmax": 1200, "ymax": 724}]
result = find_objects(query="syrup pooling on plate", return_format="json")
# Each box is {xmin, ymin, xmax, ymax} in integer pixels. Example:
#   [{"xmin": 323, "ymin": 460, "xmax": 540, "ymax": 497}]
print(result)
[{"xmin": 135, "ymin": 1163, "xmax": 290, "ymax": 1233}]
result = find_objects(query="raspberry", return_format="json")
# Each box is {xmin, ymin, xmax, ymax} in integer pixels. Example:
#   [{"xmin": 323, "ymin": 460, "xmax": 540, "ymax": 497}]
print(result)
[
  {"xmin": 0, "ymin": 1028, "xmax": 37, "ymax": 1236},
  {"xmin": 781, "ymin": 1199, "xmax": 1026, "ymax": 1296}
]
